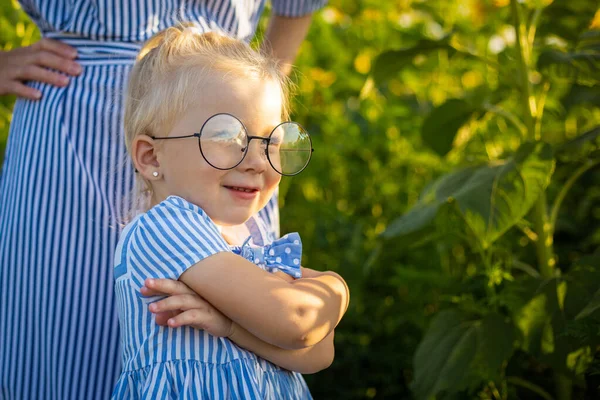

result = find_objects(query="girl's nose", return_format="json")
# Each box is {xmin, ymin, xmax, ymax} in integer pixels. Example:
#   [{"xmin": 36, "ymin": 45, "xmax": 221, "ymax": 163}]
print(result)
[{"xmin": 240, "ymin": 138, "xmax": 268, "ymax": 172}]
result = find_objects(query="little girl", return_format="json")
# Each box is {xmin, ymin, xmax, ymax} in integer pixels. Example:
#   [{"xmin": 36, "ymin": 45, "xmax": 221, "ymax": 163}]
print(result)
[{"xmin": 112, "ymin": 25, "xmax": 349, "ymax": 399}]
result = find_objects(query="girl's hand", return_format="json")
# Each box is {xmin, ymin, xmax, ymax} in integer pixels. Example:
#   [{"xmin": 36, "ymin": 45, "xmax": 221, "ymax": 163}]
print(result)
[
  {"xmin": 272, "ymin": 270, "xmax": 296, "ymax": 282},
  {"xmin": 141, "ymin": 278, "xmax": 233, "ymax": 337},
  {"xmin": 0, "ymin": 38, "xmax": 82, "ymax": 100},
  {"xmin": 300, "ymin": 266, "xmax": 326, "ymax": 278}
]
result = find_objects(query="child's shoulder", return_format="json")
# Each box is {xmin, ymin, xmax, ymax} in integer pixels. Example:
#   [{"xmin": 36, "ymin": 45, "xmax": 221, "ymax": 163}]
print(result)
[
  {"xmin": 114, "ymin": 195, "xmax": 230, "ymax": 276},
  {"xmin": 118, "ymin": 196, "xmax": 218, "ymax": 248},
  {"xmin": 139, "ymin": 195, "xmax": 213, "ymax": 228}
]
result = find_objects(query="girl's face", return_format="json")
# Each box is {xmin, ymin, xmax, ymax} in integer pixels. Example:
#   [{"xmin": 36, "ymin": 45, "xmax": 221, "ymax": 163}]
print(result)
[{"xmin": 151, "ymin": 75, "xmax": 283, "ymax": 226}]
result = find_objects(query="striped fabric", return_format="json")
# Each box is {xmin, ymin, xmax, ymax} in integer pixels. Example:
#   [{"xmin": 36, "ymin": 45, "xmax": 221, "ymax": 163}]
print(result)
[
  {"xmin": 0, "ymin": 1, "xmax": 324, "ymax": 399},
  {"xmin": 112, "ymin": 196, "xmax": 311, "ymax": 399},
  {"xmin": 18, "ymin": 0, "xmax": 327, "ymax": 42}
]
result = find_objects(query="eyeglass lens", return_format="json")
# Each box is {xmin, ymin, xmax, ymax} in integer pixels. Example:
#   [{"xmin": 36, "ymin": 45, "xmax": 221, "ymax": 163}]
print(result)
[{"xmin": 199, "ymin": 114, "xmax": 312, "ymax": 175}]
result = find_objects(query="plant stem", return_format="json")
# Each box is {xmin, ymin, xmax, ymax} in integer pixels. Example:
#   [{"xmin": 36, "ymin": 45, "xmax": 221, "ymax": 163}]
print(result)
[
  {"xmin": 532, "ymin": 194, "xmax": 554, "ymax": 278},
  {"xmin": 482, "ymin": 103, "xmax": 527, "ymax": 137},
  {"xmin": 510, "ymin": 0, "xmax": 555, "ymax": 277},
  {"xmin": 555, "ymin": 373, "xmax": 573, "ymax": 400},
  {"xmin": 510, "ymin": 2, "xmax": 570, "ymax": 399},
  {"xmin": 511, "ymin": 0, "xmax": 536, "ymax": 139},
  {"xmin": 507, "ymin": 376, "xmax": 555, "ymax": 400}
]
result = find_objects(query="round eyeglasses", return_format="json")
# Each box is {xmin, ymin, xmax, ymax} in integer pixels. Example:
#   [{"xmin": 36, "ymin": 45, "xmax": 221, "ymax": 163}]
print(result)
[{"xmin": 150, "ymin": 113, "xmax": 314, "ymax": 176}]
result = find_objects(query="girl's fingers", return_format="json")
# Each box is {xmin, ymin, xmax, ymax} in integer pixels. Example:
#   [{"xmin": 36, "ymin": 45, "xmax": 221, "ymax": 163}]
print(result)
[
  {"xmin": 168, "ymin": 309, "xmax": 233, "ymax": 338},
  {"xmin": 154, "ymin": 311, "xmax": 178, "ymax": 326},
  {"xmin": 300, "ymin": 266, "xmax": 323, "ymax": 278},
  {"xmin": 28, "ymin": 50, "xmax": 81, "ymax": 76},
  {"xmin": 272, "ymin": 270, "xmax": 295, "ymax": 282},
  {"xmin": 36, "ymin": 38, "xmax": 78, "ymax": 59},
  {"xmin": 166, "ymin": 310, "xmax": 203, "ymax": 329},
  {"xmin": 140, "ymin": 285, "xmax": 163, "ymax": 296},
  {"xmin": 144, "ymin": 278, "xmax": 197, "ymax": 296},
  {"xmin": 148, "ymin": 294, "xmax": 208, "ymax": 313}
]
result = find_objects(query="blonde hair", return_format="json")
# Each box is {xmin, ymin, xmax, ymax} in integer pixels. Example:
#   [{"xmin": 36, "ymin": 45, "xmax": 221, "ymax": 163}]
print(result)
[{"xmin": 124, "ymin": 24, "xmax": 291, "ymax": 214}]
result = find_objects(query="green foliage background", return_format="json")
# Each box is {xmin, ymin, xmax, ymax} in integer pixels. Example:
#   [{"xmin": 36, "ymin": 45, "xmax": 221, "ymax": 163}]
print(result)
[{"xmin": 2, "ymin": 0, "xmax": 600, "ymax": 399}]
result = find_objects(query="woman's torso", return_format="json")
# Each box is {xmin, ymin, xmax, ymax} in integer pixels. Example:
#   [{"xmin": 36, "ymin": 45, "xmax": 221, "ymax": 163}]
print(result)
[{"xmin": 19, "ymin": 0, "xmax": 267, "ymax": 43}]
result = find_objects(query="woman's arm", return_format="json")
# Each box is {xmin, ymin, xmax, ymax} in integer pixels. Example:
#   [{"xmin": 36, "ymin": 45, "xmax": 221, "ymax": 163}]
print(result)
[
  {"xmin": 260, "ymin": 14, "xmax": 313, "ymax": 76},
  {"xmin": 142, "ymin": 278, "xmax": 335, "ymax": 373},
  {"xmin": 178, "ymin": 252, "xmax": 349, "ymax": 350}
]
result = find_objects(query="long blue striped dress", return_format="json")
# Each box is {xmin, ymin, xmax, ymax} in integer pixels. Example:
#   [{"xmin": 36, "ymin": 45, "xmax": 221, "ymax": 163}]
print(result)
[
  {"xmin": 112, "ymin": 196, "xmax": 310, "ymax": 399},
  {"xmin": 0, "ymin": 1, "xmax": 324, "ymax": 399}
]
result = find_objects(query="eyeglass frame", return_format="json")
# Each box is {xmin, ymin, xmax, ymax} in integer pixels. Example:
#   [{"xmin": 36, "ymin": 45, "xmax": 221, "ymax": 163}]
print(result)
[{"xmin": 149, "ymin": 113, "xmax": 314, "ymax": 177}]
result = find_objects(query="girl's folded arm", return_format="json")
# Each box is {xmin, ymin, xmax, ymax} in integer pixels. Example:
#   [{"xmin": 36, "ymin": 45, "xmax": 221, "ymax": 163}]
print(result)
[
  {"xmin": 228, "ymin": 324, "xmax": 335, "ymax": 374},
  {"xmin": 179, "ymin": 252, "xmax": 349, "ymax": 350}
]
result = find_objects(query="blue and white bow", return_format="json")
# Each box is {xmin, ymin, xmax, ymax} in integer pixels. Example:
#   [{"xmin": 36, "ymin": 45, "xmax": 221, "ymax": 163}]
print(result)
[{"xmin": 233, "ymin": 233, "xmax": 302, "ymax": 279}]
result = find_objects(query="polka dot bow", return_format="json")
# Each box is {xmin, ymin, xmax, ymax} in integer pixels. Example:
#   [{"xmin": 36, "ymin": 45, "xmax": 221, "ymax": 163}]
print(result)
[{"xmin": 236, "ymin": 233, "xmax": 302, "ymax": 279}]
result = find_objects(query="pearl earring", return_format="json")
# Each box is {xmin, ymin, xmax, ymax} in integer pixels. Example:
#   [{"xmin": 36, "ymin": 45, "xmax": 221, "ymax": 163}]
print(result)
[{"xmin": 152, "ymin": 171, "xmax": 159, "ymax": 177}]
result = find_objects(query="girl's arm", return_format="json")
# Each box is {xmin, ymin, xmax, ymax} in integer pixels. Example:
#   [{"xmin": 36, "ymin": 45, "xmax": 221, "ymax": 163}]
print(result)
[
  {"xmin": 178, "ymin": 252, "xmax": 349, "ymax": 350},
  {"xmin": 142, "ymin": 278, "xmax": 335, "ymax": 373},
  {"xmin": 228, "ymin": 323, "xmax": 335, "ymax": 374}
]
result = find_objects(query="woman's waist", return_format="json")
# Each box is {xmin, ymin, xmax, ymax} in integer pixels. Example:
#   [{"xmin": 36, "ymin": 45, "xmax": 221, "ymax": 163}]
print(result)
[{"xmin": 44, "ymin": 32, "xmax": 141, "ymax": 65}]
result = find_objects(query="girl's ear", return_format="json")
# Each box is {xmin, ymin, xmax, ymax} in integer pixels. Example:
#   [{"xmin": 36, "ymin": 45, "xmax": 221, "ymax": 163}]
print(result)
[{"xmin": 132, "ymin": 135, "xmax": 161, "ymax": 180}]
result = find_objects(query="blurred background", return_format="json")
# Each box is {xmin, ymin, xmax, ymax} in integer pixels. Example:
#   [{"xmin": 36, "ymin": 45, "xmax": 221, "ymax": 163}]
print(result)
[{"xmin": 2, "ymin": 0, "xmax": 600, "ymax": 399}]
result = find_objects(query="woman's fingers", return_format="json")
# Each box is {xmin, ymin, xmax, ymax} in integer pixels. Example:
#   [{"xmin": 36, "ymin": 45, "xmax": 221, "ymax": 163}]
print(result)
[
  {"xmin": 143, "ymin": 278, "xmax": 196, "ymax": 296},
  {"xmin": 18, "ymin": 64, "xmax": 70, "ymax": 87},
  {"xmin": 27, "ymin": 50, "xmax": 82, "ymax": 76},
  {"xmin": 0, "ymin": 38, "xmax": 81, "ymax": 98},
  {"xmin": 4, "ymin": 81, "xmax": 42, "ymax": 100},
  {"xmin": 36, "ymin": 38, "xmax": 78, "ymax": 59}
]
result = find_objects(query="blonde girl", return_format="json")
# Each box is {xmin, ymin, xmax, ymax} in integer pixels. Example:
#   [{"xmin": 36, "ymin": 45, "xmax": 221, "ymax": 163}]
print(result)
[{"xmin": 112, "ymin": 25, "xmax": 349, "ymax": 399}]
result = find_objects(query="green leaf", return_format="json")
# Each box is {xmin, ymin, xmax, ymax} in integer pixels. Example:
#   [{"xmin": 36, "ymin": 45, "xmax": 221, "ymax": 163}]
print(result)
[
  {"xmin": 556, "ymin": 126, "xmax": 600, "ymax": 161},
  {"xmin": 537, "ymin": 31, "xmax": 600, "ymax": 86},
  {"xmin": 568, "ymin": 257, "xmax": 600, "ymax": 320},
  {"xmin": 561, "ymin": 84, "xmax": 600, "ymax": 111},
  {"xmin": 411, "ymin": 310, "xmax": 515, "ymax": 400},
  {"xmin": 537, "ymin": 2, "xmax": 599, "ymax": 43},
  {"xmin": 537, "ymin": 49, "xmax": 599, "ymax": 85},
  {"xmin": 502, "ymin": 268, "xmax": 600, "ymax": 375},
  {"xmin": 383, "ymin": 142, "xmax": 554, "ymax": 248},
  {"xmin": 372, "ymin": 37, "xmax": 454, "ymax": 85},
  {"xmin": 575, "ymin": 289, "xmax": 600, "ymax": 320},
  {"xmin": 421, "ymin": 99, "xmax": 481, "ymax": 156},
  {"xmin": 511, "ymin": 279, "xmax": 557, "ymax": 355}
]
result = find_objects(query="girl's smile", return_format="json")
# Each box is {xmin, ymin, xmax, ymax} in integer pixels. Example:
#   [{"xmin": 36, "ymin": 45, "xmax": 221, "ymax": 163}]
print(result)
[{"xmin": 224, "ymin": 184, "xmax": 260, "ymax": 200}]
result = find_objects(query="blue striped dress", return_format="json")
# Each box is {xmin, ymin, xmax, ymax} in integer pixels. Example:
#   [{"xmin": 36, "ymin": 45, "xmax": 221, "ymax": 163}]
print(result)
[
  {"xmin": 0, "ymin": 1, "xmax": 324, "ymax": 399},
  {"xmin": 112, "ymin": 196, "xmax": 310, "ymax": 399}
]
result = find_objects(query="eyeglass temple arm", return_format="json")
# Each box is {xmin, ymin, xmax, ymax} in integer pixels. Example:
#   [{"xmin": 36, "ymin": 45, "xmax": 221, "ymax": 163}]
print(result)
[
  {"xmin": 150, "ymin": 133, "xmax": 201, "ymax": 140},
  {"xmin": 134, "ymin": 134, "xmax": 201, "ymax": 172}
]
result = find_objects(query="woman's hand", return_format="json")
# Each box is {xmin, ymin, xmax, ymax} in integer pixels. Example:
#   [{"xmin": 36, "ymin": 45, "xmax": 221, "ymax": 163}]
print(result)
[
  {"xmin": 0, "ymin": 38, "xmax": 82, "ymax": 100},
  {"xmin": 141, "ymin": 278, "xmax": 234, "ymax": 337}
]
